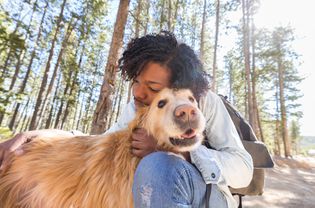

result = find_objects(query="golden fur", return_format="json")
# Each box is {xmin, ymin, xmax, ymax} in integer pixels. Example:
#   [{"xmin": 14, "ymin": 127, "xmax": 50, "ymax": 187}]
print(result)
[{"xmin": 0, "ymin": 88, "xmax": 205, "ymax": 208}]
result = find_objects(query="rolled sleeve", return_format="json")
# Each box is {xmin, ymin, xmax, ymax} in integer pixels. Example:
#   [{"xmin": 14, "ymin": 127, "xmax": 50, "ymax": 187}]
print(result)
[{"xmin": 190, "ymin": 146, "xmax": 221, "ymax": 184}]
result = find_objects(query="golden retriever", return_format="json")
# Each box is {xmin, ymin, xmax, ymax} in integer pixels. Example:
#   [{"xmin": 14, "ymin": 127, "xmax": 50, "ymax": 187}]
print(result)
[{"xmin": 0, "ymin": 88, "xmax": 205, "ymax": 208}]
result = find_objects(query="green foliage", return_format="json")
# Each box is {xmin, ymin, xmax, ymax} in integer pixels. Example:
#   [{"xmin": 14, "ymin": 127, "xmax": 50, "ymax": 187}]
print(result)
[{"xmin": 0, "ymin": 126, "xmax": 13, "ymax": 141}]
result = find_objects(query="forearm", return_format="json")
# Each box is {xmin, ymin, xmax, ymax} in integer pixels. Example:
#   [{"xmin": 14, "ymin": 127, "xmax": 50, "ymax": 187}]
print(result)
[
  {"xmin": 21, "ymin": 129, "xmax": 79, "ymax": 139},
  {"xmin": 191, "ymin": 145, "xmax": 253, "ymax": 188}
]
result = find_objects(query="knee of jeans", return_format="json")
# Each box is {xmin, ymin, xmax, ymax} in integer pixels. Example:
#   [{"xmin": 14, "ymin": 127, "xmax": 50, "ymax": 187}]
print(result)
[
  {"xmin": 138, "ymin": 152, "xmax": 178, "ymax": 170},
  {"xmin": 134, "ymin": 152, "xmax": 193, "ymax": 184},
  {"xmin": 133, "ymin": 152, "xmax": 199, "ymax": 206}
]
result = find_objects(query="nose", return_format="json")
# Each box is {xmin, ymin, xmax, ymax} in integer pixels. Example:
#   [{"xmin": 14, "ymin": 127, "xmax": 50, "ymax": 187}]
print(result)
[
  {"xmin": 133, "ymin": 84, "xmax": 147, "ymax": 100},
  {"xmin": 174, "ymin": 104, "xmax": 197, "ymax": 123}
]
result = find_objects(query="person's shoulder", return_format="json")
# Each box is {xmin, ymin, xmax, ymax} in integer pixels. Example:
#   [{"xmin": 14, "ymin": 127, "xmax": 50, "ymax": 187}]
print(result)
[{"xmin": 199, "ymin": 89, "xmax": 220, "ymax": 107}]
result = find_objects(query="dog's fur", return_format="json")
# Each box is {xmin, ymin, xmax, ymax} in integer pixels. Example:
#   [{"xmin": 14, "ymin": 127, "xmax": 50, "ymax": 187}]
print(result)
[{"xmin": 0, "ymin": 88, "xmax": 205, "ymax": 208}]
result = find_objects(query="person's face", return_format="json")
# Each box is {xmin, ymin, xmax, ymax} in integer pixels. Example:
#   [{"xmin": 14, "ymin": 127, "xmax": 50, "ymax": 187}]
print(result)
[{"xmin": 132, "ymin": 62, "xmax": 171, "ymax": 109}]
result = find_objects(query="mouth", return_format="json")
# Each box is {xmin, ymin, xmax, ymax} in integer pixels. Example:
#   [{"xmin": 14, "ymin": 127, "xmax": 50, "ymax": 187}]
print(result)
[
  {"xmin": 134, "ymin": 99, "xmax": 147, "ymax": 108},
  {"xmin": 169, "ymin": 129, "xmax": 199, "ymax": 147}
]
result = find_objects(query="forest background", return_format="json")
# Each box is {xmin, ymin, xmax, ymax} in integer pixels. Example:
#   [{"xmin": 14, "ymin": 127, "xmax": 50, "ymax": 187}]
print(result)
[{"xmin": 0, "ymin": 0, "xmax": 314, "ymax": 158}]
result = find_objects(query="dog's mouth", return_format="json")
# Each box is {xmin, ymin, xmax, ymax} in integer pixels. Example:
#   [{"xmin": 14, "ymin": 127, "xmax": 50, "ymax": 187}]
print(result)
[{"xmin": 169, "ymin": 128, "xmax": 199, "ymax": 147}]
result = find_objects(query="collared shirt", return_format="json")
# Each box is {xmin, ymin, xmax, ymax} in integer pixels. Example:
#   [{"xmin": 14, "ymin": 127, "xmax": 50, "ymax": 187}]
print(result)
[{"xmin": 106, "ymin": 90, "xmax": 254, "ymax": 208}]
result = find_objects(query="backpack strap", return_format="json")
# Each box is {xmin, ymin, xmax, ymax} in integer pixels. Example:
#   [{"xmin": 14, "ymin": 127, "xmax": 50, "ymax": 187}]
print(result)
[
  {"xmin": 205, "ymin": 184, "xmax": 212, "ymax": 208},
  {"xmin": 237, "ymin": 194, "xmax": 243, "ymax": 208}
]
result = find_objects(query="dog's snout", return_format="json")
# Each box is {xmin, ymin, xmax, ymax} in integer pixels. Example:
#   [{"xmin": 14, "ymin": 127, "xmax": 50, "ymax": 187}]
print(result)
[{"xmin": 174, "ymin": 104, "xmax": 197, "ymax": 122}]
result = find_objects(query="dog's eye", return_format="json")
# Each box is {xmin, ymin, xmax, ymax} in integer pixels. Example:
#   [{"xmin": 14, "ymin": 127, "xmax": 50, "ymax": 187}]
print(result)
[
  {"xmin": 188, "ymin": 96, "xmax": 195, "ymax": 103},
  {"xmin": 157, "ymin": 99, "xmax": 167, "ymax": 108}
]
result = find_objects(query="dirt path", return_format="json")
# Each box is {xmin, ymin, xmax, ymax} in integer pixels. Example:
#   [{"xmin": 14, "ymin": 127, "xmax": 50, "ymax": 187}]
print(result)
[{"xmin": 243, "ymin": 156, "xmax": 315, "ymax": 208}]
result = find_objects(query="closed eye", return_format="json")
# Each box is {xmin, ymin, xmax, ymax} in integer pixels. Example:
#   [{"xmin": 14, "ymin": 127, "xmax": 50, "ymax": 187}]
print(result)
[{"xmin": 150, "ymin": 88, "xmax": 161, "ymax": 93}]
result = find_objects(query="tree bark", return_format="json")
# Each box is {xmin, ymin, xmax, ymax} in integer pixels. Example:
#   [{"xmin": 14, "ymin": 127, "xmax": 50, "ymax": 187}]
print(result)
[
  {"xmin": 241, "ymin": 0, "xmax": 254, "ymax": 125},
  {"xmin": 170, "ymin": 0, "xmax": 179, "ymax": 32},
  {"xmin": 159, "ymin": 0, "xmax": 165, "ymax": 31},
  {"xmin": 54, "ymin": 75, "xmax": 71, "ymax": 129},
  {"xmin": 200, "ymin": 0, "xmax": 207, "ymax": 64},
  {"xmin": 144, "ymin": 1, "xmax": 150, "ymax": 34},
  {"xmin": 115, "ymin": 78, "xmax": 125, "ymax": 122},
  {"xmin": 274, "ymin": 119, "xmax": 281, "ymax": 156},
  {"xmin": 77, "ymin": 93, "xmax": 85, "ymax": 131},
  {"xmin": 167, "ymin": 0, "xmax": 172, "ymax": 31},
  {"xmin": 277, "ymin": 47, "xmax": 291, "ymax": 157},
  {"xmin": 90, "ymin": 0, "xmax": 130, "ymax": 134},
  {"xmin": 249, "ymin": 16, "xmax": 263, "ymax": 141},
  {"xmin": 60, "ymin": 70, "xmax": 79, "ymax": 129},
  {"xmin": 134, "ymin": 0, "xmax": 142, "ymax": 37},
  {"xmin": 45, "ymin": 72, "xmax": 62, "ymax": 129}
]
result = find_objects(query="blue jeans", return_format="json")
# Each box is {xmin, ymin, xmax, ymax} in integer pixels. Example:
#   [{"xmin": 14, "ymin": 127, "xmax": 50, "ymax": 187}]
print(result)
[{"xmin": 133, "ymin": 152, "xmax": 227, "ymax": 208}]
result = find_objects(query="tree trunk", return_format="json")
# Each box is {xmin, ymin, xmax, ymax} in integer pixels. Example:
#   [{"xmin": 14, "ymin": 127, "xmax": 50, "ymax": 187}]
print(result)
[
  {"xmin": 71, "ymin": 89, "xmax": 81, "ymax": 130},
  {"xmin": 1, "ymin": 43, "xmax": 13, "ymax": 79},
  {"xmin": 76, "ymin": 93, "xmax": 85, "ymax": 131},
  {"xmin": 29, "ymin": 0, "xmax": 67, "ymax": 130},
  {"xmin": 54, "ymin": 78, "xmax": 71, "ymax": 129},
  {"xmin": 60, "ymin": 70, "xmax": 79, "ymax": 129},
  {"xmin": 250, "ymin": 17, "xmax": 262, "ymax": 141},
  {"xmin": 134, "ymin": 0, "xmax": 142, "ymax": 37},
  {"xmin": 115, "ymin": 78, "xmax": 125, "ymax": 122},
  {"xmin": 200, "ymin": 0, "xmax": 207, "ymax": 64},
  {"xmin": 159, "ymin": 0, "xmax": 165, "ymax": 31},
  {"xmin": 170, "ymin": 0, "xmax": 179, "ymax": 32},
  {"xmin": 16, "ymin": 99, "xmax": 30, "ymax": 133},
  {"xmin": 107, "ymin": 80, "xmax": 121, "ymax": 129},
  {"xmin": 45, "ymin": 73, "xmax": 62, "ymax": 129},
  {"xmin": 212, "ymin": 0, "xmax": 220, "ymax": 93},
  {"xmin": 90, "ymin": 0, "xmax": 130, "ymax": 134},
  {"xmin": 274, "ymin": 119, "xmax": 281, "ymax": 156},
  {"xmin": 241, "ymin": 0, "xmax": 254, "ymax": 125},
  {"xmin": 144, "ymin": 2, "xmax": 150, "ymax": 34},
  {"xmin": 167, "ymin": 0, "xmax": 172, "ymax": 31},
  {"xmin": 277, "ymin": 49, "xmax": 291, "ymax": 157}
]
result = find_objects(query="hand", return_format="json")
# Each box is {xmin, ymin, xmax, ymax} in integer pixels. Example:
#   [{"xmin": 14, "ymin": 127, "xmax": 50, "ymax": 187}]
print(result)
[
  {"xmin": 131, "ymin": 128, "xmax": 157, "ymax": 158},
  {"xmin": 0, "ymin": 131, "xmax": 35, "ymax": 171},
  {"xmin": 0, "ymin": 129, "xmax": 74, "ymax": 171}
]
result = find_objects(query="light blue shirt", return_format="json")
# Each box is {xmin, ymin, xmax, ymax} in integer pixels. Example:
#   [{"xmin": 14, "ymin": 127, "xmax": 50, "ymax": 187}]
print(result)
[{"xmin": 106, "ymin": 90, "xmax": 253, "ymax": 207}]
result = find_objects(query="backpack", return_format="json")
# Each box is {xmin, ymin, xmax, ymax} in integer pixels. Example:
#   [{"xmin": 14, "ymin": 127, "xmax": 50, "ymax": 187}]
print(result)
[{"xmin": 218, "ymin": 95, "xmax": 274, "ymax": 207}]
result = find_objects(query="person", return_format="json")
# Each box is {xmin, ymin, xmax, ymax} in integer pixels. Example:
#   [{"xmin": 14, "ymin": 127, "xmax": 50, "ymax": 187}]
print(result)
[{"xmin": 0, "ymin": 31, "xmax": 253, "ymax": 207}]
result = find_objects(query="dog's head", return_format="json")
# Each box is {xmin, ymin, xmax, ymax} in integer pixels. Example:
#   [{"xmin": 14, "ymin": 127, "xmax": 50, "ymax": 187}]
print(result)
[{"xmin": 138, "ymin": 88, "xmax": 205, "ymax": 152}]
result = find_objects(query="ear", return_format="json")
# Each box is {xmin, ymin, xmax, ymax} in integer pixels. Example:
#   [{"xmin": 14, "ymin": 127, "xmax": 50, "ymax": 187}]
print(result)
[{"xmin": 128, "ymin": 106, "xmax": 149, "ymax": 131}]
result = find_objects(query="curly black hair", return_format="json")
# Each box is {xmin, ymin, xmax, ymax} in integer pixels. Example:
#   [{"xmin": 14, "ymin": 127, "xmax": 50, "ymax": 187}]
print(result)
[{"xmin": 118, "ymin": 31, "xmax": 210, "ymax": 100}]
